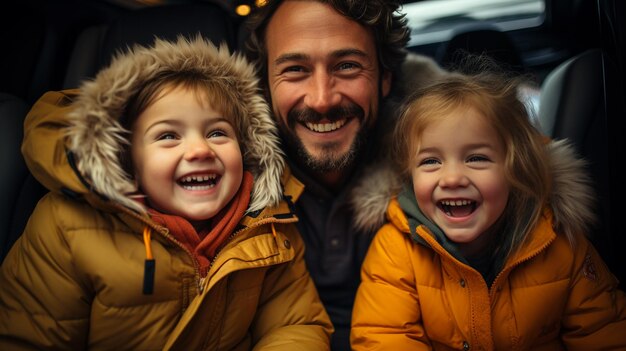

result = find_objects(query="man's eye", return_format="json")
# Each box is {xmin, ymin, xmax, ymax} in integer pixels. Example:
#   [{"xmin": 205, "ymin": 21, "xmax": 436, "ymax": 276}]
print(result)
[
  {"xmin": 282, "ymin": 65, "xmax": 306, "ymax": 74},
  {"xmin": 337, "ymin": 62, "xmax": 358, "ymax": 71}
]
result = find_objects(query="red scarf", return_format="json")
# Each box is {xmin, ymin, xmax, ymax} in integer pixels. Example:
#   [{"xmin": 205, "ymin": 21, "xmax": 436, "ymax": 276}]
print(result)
[{"xmin": 148, "ymin": 171, "xmax": 253, "ymax": 277}]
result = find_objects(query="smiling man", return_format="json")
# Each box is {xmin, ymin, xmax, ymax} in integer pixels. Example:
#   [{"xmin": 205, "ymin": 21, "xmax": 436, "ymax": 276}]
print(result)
[
  {"xmin": 264, "ymin": 1, "xmax": 391, "ymax": 187},
  {"xmin": 245, "ymin": 1, "xmax": 445, "ymax": 349}
]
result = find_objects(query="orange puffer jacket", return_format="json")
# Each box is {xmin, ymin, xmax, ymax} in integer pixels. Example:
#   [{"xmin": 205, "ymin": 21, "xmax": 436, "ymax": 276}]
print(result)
[{"xmin": 352, "ymin": 197, "xmax": 626, "ymax": 350}]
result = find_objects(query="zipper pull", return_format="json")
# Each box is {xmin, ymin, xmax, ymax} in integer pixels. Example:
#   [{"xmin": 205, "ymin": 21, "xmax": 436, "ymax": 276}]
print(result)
[
  {"xmin": 143, "ymin": 227, "xmax": 155, "ymax": 295},
  {"xmin": 198, "ymin": 277, "xmax": 206, "ymax": 293},
  {"xmin": 143, "ymin": 259, "xmax": 155, "ymax": 294}
]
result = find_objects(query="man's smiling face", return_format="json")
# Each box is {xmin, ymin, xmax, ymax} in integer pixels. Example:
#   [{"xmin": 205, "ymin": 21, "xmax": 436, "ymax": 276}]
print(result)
[{"xmin": 265, "ymin": 0, "xmax": 390, "ymax": 185}]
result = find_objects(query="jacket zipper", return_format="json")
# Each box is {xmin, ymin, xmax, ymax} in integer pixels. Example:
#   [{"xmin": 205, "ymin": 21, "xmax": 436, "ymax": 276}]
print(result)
[
  {"xmin": 208, "ymin": 217, "xmax": 280, "ymax": 272},
  {"xmin": 202, "ymin": 217, "xmax": 295, "ymax": 292},
  {"xmin": 119, "ymin": 205, "xmax": 296, "ymax": 295},
  {"xmin": 117, "ymin": 205, "xmax": 203, "ymax": 292},
  {"xmin": 489, "ymin": 234, "xmax": 556, "ymax": 298}
]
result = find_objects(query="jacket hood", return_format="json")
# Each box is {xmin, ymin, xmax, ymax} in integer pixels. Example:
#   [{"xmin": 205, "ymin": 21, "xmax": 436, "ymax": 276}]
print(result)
[{"xmin": 65, "ymin": 36, "xmax": 284, "ymax": 214}]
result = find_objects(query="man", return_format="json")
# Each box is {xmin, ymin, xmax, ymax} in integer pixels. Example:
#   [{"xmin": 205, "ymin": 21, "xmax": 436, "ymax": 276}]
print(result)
[{"xmin": 244, "ymin": 1, "xmax": 444, "ymax": 349}]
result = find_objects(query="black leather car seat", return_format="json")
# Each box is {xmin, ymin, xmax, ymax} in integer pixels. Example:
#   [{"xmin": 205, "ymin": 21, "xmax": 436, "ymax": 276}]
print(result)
[
  {"xmin": 539, "ymin": 48, "xmax": 623, "ymax": 286},
  {"xmin": 436, "ymin": 23, "xmax": 541, "ymax": 121},
  {"xmin": 63, "ymin": 2, "xmax": 238, "ymax": 89},
  {"xmin": 0, "ymin": 93, "xmax": 48, "ymax": 262},
  {"xmin": 437, "ymin": 23, "xmax": 525, "ymax": 74}
]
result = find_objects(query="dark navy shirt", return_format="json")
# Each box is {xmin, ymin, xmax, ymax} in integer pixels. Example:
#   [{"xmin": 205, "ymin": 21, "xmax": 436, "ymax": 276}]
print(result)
[{"xmin": 288, "ymin": 162, "xmax": 376, "ymax": 351}]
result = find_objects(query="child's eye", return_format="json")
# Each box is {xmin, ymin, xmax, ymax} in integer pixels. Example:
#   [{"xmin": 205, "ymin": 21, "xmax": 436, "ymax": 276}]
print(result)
[
  {"xmin": 467, "ymin": 155, "xmax": 490, "ymax": 163},
  {"xmin": 207, "ymin": 130, "xmax": 227, "ymax": 138},
  {"xmin": 157, "ymin": 132, "xmax": 177, "ymax": 141},
  {"xmin": 419, "ymin": 158, "xmax": 440, "ymax": 166}
]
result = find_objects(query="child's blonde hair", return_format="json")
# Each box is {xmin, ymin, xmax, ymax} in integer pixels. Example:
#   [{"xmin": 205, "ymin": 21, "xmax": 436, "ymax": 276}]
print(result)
[
  {"xmin": 119, "ymin": 71, "xmax": 246, "ymax": 176},
  {"xmin": 123, "ymin": 71, "xmax": 246, "ymax": 139},
  {"xmin": 394, "ymin": 69, "xmax": 552, "ymax": 259}
]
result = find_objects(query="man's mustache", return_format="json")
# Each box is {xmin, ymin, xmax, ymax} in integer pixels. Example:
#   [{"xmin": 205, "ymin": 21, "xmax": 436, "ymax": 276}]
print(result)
[{"xmin": 287, "ymin": 104, "xmax": 364, "ymax": 124}]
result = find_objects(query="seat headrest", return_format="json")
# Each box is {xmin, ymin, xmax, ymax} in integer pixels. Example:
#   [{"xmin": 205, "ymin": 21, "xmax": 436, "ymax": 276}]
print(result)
[
  {"xmin": 437, "ymin": 23, "xmax": 524, "ymax": 73},
  {"xmin": 538, "ymin": 49, "xmax": 603, "ymax": 139},
  {"xmin": 64, "ymin": 3, "xmax": 237, "ymax": 88},
  {"xmin": 101, "ymin": 3, "xmax": 236, "ymax": 67}
]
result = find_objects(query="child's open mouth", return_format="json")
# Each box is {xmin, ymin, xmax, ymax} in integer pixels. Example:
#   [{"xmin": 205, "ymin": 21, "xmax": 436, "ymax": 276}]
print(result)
[
  {"xmin": 177, "ymin": 174, "xmax": 219, "ymax": 190},
  {"xmin": 437, "ymin": 200, "xmax": 477, "ymax": 217}
]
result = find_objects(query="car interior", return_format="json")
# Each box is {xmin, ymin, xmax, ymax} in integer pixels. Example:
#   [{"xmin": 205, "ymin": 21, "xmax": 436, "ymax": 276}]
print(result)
[{"xmin": 1, "ymin": 0, "xmax": 625, "ymax": 288}]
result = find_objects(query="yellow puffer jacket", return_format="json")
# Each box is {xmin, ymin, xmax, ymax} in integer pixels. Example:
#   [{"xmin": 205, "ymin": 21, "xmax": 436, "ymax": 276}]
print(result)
[
  {"xmin": 0, "ymin": 187, "xmax": 331, "ymax": 351},
  {"xmin": 352, "ymin": 198, "xmax": 626, "ymax": 350},
  {"xmin": 0, "ymin": 37, "xmax": 332, "ymax": 350}
]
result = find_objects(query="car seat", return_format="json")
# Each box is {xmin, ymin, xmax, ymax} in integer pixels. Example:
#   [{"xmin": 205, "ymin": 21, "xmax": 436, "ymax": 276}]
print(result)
[
  {"xmin": 63, "ymin": 2, "xmax": 239, "ymax": 89},
  {"xmin": 539, "ymin": 48, "xmax": 624, "ymax": 286},
  {"xmin": 1, "ymin": 2, "xmax": 239, "ymax": 263},
  {"xmin": 436, "ymin": 23, "xmax": 525, "ymax": 74},
  {"xmin": 437, "ymin": 23, "xmax": 543, "ymax": 125},
  {"xmin": 0, "ymin": 0, "xmax": 124, "ymax": 105},
  {"xmin": 0, "ymin": 93, "xmax": 33, "ymax": 261}
]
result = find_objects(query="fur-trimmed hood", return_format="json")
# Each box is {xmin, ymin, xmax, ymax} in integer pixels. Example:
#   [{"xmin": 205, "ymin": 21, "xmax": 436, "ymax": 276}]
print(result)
[
  {"xmin": 349, "ymin": 53, "xmax": 595, "ymax": 240},
  {"xmin": 65, "ymin": 36, "xmax": 284, "ymax": 214}
]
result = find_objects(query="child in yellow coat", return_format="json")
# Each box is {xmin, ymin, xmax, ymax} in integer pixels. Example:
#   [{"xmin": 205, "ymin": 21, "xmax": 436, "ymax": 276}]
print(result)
[
  {"xmin": 0, "ymin": 36, "xmax": 332, "ymax": 350},
  {"xmin": 352, "ymin": 66, "xmax": 626, "ymax": 350}
]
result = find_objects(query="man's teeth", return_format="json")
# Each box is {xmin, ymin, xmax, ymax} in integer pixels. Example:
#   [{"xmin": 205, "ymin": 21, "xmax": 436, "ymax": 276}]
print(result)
[
  {"xmin": 305, "ymin": 119, "xmax": 347, "ymax": 132},
  {"xmin": 440, "ymin": 200, "xmax": 472, "ymax": 206}
]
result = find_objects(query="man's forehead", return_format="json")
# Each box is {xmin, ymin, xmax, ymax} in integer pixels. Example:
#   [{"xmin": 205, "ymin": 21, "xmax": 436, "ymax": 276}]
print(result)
[{"xmin": 265, "ymin": 1, "xmax": 376, "ymax": 60}]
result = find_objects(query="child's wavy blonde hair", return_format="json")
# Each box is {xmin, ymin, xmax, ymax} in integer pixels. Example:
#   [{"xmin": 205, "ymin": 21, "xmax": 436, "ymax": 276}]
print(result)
[{"xmin": 394, "ymin": 68, "xmax": 551, "ymax": 259}]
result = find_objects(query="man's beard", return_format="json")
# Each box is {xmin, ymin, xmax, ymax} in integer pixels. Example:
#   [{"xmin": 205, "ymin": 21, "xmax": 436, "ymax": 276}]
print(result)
[{"xmin": 280, "ymin": 103, "xmax": 369, "ymax": 174}]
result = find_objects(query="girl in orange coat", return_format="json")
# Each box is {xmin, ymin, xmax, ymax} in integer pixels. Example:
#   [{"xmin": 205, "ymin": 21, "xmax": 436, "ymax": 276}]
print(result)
[{"xmin": 351, "ymin": 67, "xmax": 626, "ymax": 350}]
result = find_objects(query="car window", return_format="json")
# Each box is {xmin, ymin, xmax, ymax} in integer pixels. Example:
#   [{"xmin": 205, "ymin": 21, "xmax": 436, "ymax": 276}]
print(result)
[{"xmin": 402, "ymin": 0, "xmax": 545, "ymax": 47}]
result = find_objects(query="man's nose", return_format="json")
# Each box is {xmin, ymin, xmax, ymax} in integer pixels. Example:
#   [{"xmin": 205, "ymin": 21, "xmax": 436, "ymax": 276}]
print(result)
[
  {"xmin": 184, "ymin": 137, "xmax": 216, "ymax": 161},
  {"xmin": 304, "ymin": 70, "xmax": 341, "ymax": 114}
]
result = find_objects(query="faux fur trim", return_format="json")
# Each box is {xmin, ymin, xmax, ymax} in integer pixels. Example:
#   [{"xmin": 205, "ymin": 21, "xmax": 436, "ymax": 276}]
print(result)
[
  {"xmin": 350, "ymin": 161, "xmax": 401, "ymax": 232},
  {"xmin": 66, "ymin": 36, "xmax": 284, "ymax": 214},
  {"xmin": 547, "ymin": 139, "xmax": 596, "ymax": 241},
  {"xmin": 350, "ymin": 52, "xmax": 445, "ymax": 231},
  {"xmin": 395, "ymin": 52, "xmax": 448, "ymax": 96}
]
